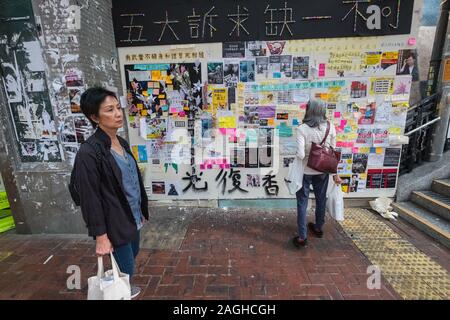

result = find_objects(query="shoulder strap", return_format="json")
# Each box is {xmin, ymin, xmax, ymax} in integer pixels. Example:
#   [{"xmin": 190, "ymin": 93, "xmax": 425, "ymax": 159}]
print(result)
[{"xmin": 320, "ymin": 121, "xmax": 330, "ymax": 146}]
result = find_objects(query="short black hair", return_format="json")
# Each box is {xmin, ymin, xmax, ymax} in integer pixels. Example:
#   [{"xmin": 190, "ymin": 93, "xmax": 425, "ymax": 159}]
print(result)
[{"xmin": 80, "ymin": 87, "xmax": 117, "ymax": 128}]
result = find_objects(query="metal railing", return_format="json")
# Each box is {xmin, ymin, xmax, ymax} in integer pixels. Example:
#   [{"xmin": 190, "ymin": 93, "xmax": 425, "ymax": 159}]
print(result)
[{"xmin": 399, "ymin": 93, "xmax": 440, "ymax": 175}]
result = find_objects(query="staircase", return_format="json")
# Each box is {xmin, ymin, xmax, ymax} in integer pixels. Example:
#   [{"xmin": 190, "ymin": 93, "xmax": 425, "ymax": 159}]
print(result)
[{"xmin": 392, "ymin": 179, "xmax": 450, "ymax": 248}]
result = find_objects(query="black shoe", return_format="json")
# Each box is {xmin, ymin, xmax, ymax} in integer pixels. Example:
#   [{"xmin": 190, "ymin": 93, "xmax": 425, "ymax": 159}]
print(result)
[
  {"xmin": 308, "ymin": 222, "xmax": 323, "ymax": 238},
  {"xmin": 292, "ymin": 236, "xmax": 308, "ymax": 248}
]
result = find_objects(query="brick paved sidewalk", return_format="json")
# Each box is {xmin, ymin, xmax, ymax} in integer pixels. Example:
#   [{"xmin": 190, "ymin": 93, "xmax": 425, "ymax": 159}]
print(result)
[{"xmin": 0, "ymin": 208, "xmax": 448, "ymax": 300}]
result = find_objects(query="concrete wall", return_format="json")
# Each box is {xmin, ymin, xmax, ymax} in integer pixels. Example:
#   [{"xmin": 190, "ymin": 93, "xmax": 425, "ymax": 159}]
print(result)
[{"xmin": 0, "ymin": 0, "xmax": 122, "ymax": 234}]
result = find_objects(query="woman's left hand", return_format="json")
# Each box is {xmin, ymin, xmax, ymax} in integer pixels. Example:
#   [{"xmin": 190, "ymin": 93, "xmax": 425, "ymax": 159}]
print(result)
[{"xmin": 333, "ymin": 175, "xmax": 342, "ymax": 185}]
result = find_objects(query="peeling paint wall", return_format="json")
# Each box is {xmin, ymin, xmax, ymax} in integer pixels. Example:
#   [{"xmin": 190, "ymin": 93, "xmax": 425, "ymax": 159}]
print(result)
[{"xmin": 0, "ymin": 0, "xmax": 123, "ymax": 234}]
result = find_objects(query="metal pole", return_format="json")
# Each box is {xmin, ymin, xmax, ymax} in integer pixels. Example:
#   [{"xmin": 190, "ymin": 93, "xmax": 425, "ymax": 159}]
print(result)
[
  {"xmin": 428, "ymin": 92, "xmax": 450, "ymax": 161},
  {"xmin": 426, "ymin": 0, "xmax": 450, "ymax": 96},
  {"xmin": 428, "ymin": 1, "xmax": 450, "ymax": 161}
]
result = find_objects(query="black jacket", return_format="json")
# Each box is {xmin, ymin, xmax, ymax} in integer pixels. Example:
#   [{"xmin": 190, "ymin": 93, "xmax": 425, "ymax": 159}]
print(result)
[{"xmin": 74, "ymin": 127, "xmax": 149, "ymax": 247}]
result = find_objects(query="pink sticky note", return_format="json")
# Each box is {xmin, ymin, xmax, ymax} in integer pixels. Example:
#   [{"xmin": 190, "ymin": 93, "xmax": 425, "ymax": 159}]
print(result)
[
  {"xmin": 340, "ymin": 119, "xmax": 347, "ymax": 126},
  {"xmin": 200, "ymin": 164, "xmax": 206, "ymax": 170},
  {"xmin": 211, "ymin": 159, "xmax": 217, "ymax": 165},
  {"xmin": 216, "ymin": 158, "xmax": 223, "ymax": 165},
  {"xmin": 219, "ymin": 128, "xmax": 227, "ymax": 135},
  {"xmin": 319, "ymin": 63, "xmax": 326, "ymax": 77},
  {"xmin": 408, "ymin": 37, "xmax": 416, "ymax": 46},
  {"xmin": 336, "ymin": 142, "xmax": 344, "ymax": 147},
  {"xmin": 207, "ymin": 164, "xmax": 213, "ymax": 169},
  {"xmin": 352, "ymin": 147, "xmax": 359, "ymax": 153},
  {"xmin": 179, "ymin": 111, "xmax": 186, "ymax": 117},
  {"xmin": 334, "ymin": 112, "xmax": 341, "ymax": 118},
  {"xmin": 223, "ymin": 158, "xmax": 228, "ymax": 164},
  {"xmin": 219, "ymin": 164, "xmax": 225, "ymax": 169},
  {"xmin": 170, "ymin": 107, "xmax": 177, "ymax": 113},
  {"xmin": 225, "ymin": 164, "xmax": 231, "ymax": 169}
]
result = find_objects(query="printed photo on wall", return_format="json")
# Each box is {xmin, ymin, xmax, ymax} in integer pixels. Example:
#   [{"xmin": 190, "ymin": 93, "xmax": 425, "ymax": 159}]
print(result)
[
  {"xmin": 152, "ymin": 181, "xmax": 166, "ymax": 195},
  {"xmin": 358, "ymin": 102, "xmax": 376, "ymax": 125},
  {"xmin": 20, "ymin": 142, "xmax": 38, "ymax": 157},
  {"xmin": 38, "ymin": 141, "xmax": 62, "ymax": 162},
  {"xmin": 292, "ymin": 57, "xmax": 309, "ymax": 79},
  {"xmin": 350, "ymin": 80, "xmax": 367, "ymax": 99},
  {"xmin": 224, "ymin": 62, "xmax": 239, "ymax": 88},
  {"xmin": 69, "ymin": 88, "xmax": 83, "ymax": 113},
  {"xmin": 74, "ymin": 115, "xmax": 92, "ymax": 143},
  {"xmin": 393, "ymin": 75, "xmax": 412, "ymax": 95},
  {"xmin": 380, "ymin": 52, "xmax": 399, "ymax": 71},
  {"xmin": 147, "ymin": 118, "xmax": 167, "ymax": 139},
  {"xmin": 65, "ymin": 68, "xmax": 84, "ymax": 87},
  {"xmin": 352, "ymin": 153, "xmax": 368, "ymax": 173},
  {"xmin": 256, "ymin": 57, "xmax": 269, "ymax": 79},
  {"xmin": 397, "ymin": 49, "xmax": 419, "ymax": 81},
  {"xmin": 349, "ymin": 174, "xmax": 359, "ymax": 193},
  {"xmin": 207, "ymin": 62, "xmax": 224, "ymax": 84},
  {"xmin": 280, "ymin": 55, "xmax": 292, "ymax": 78},
  {"xmin": 60, "ymin": 117, "xmax": 77, "ymax": 144},
  {"xmin": 266, "ymin": 41, "xmax": 286, "ymax": 55},
  {"xmin": 239, "ymin": 61, "xmax": 255, "ymax": 82},
  {"xmin": 245, "ymin": 41, "xmax": 267, "ymax": 57}
]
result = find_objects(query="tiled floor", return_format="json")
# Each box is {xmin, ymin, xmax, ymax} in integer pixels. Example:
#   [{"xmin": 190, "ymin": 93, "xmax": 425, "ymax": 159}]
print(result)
[{"xmin": 0, "ymin": 207, "xmax": 448, "ymax": 300}]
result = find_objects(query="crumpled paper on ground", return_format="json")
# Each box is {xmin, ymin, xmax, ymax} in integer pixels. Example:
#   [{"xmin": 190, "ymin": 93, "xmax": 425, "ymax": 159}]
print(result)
[{"xmin": 369, "ymin": 197, "xmax": 399, "ymax": 220}]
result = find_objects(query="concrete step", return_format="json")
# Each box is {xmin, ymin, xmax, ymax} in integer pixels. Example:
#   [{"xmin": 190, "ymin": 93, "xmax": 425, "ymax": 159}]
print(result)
[
  {"xmin": 392, "ymin": 202, "xmax": 450, "ymax": 249},
  {"xmin": 411, "ymin": 191, "xmax": 450, "ymax": 221},
  {"xmin": 432, "ymin": 179, "xmax": 450, "ymax": 198}
]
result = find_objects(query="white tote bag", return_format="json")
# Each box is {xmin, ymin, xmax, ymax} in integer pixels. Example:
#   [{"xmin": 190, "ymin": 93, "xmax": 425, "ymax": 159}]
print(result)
[
  {"xmin": 326, "ymin": 182, "xmax": 344, "ymax": 221},
  {"xmin": 87, "ymin": 253, "xmax": 131, "ymax": 300},
  {"xmin": 285, "ymin": 157, "xmax": 304, "ymax": 195}
]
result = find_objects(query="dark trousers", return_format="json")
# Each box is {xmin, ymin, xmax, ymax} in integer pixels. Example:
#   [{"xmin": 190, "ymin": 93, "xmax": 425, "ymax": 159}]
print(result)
[
  {"xmin": 113, "ymin": 230, "xmax": 140, "ymax": 279},
  {"xmin": 295, "ymin": 174, "xmax": 329, "ymax": 240}
]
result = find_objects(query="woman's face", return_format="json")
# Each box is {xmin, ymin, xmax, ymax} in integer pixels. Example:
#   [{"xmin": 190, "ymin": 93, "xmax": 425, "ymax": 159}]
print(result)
[{"xmin": 93, "ymin": 96, "xmax": 123, "ymax": 130}]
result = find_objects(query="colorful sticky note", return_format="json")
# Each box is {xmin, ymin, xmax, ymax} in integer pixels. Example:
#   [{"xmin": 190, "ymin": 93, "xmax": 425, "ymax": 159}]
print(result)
[
  {"xmin": 207, "ymin": 164, "xmax": 213, "ymax": 169},
  {"xmin": 376, "ymin": 147, "xmax": 383, "ymax": 154},
  {"xmin": 334, "ymin": 112, "xmax": 341, "ymax": 118},
  {"xmin": 408, "ymin": 38, "xmax": 417, "ymax": 46},
  {"xmin": 268, "ymin": 118, "xmax": 275, "ymax": 126},
  {"xmin": 352, "ymin": 147, "xmax": 359, "ymax": 153},
  {"xmin": 200, "ymin": 164, "xmax": 206, "ymax": 170}
]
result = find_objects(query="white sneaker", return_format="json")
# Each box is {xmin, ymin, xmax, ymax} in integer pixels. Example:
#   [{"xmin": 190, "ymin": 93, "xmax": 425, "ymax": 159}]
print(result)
[{"xmin": 131, "ymin": 285, "xmax": 141, "ymax": 299}]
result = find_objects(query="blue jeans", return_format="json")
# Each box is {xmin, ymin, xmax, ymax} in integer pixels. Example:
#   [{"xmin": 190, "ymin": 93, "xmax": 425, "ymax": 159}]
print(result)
[
  {"xmin": 296, "ymin": 174, "xmax": 329, "ymax": 240},
  {"xmin": 113, "ymin": 230, "xmax": 140, "ymax": 279}
]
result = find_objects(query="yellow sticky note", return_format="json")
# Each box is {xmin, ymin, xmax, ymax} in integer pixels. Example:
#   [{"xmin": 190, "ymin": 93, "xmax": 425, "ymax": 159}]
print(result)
[
  {"xmin": 218, "ymin": 116, "xmax": 236, "ymax": 129},
  {"xmin": 141, "ymin": 109, "xmax": 148, "ymax": 116},
  {"xmin": 268, "ymin": 118, "xmax": 275, "ymax": 126},
  {"xmin": 158, "ymin": 94, "xmax": 165, "ymax": 99},
  {"xmin": 165, "ymin": 76, "xmax": 172, "ymax": 84},
  {"xmin": 376, "ymin": 147, "xmax": 383, "ymax": 154},
  {"xmin": 359, "ymin": 147, "xmax": 370, "ymax": 154},
  {"xmin": 151, "ymin": 70, "xmax": 161, "ymax": 80},
  {"xmin": 389, "ymin": 127, "xmax": 402, "ymax": 135},
  {"xmin": 137, "ymin": 103, "xmax": 143, "ymax": 110}
]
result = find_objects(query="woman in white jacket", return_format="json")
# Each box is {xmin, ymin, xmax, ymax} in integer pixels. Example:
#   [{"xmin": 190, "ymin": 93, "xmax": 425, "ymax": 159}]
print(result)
[{"xmin": 293, "ymin": 100, "xmax": 341, "ymax": 248}]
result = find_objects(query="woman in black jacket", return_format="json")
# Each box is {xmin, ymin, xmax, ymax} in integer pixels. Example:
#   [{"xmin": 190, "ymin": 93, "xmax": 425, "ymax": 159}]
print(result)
[{"xmin": 73, "ymin": 87, "xmax": 149, "ymax": 299}]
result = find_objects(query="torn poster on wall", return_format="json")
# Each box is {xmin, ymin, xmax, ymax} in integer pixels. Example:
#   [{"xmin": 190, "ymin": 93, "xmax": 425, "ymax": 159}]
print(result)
[{"xmin": 0, "ymin": 8, "xmax": 63, "ymax": 162}]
